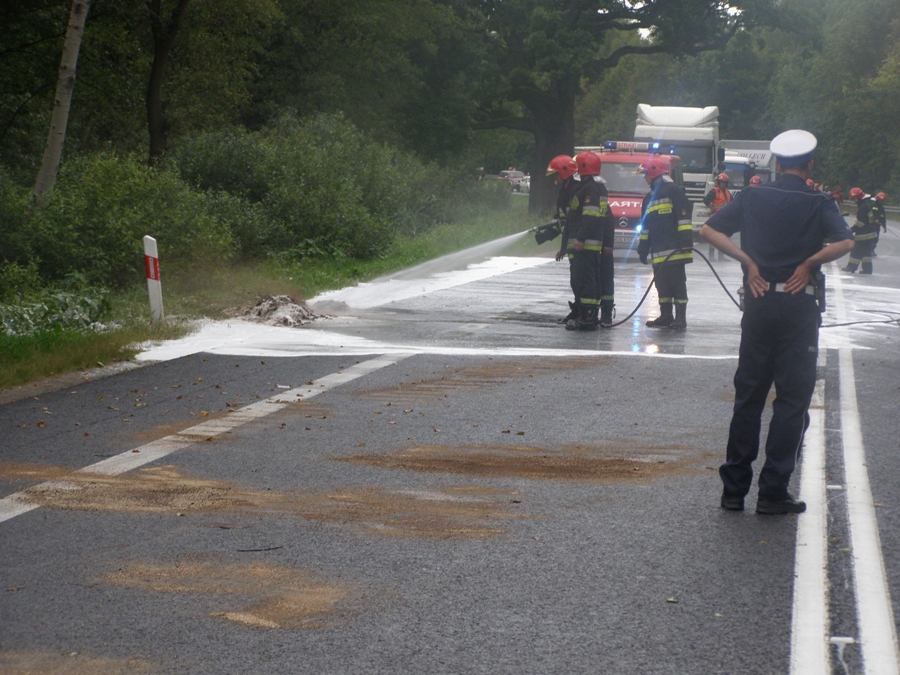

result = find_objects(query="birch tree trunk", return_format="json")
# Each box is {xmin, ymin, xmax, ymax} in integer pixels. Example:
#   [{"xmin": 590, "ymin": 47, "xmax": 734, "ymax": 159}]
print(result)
[{"xmin": 33, "ymin": 0, "xmax": 91, "ymax": 207}]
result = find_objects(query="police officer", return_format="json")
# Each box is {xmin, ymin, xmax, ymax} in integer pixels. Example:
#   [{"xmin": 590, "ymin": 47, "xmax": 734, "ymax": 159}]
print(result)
[
  {"xmin": 700, "ymin": 130, "xmax": 854, "ymax": 514},
  {"xmin": 638, "ymin": 155, "xmax": 694, "ymax": 329},
  {"xmin": 565, "ymin": 151, "xmax": 615, "ymax": 330},
  {"xmin": 703, "ymin": 173, "xmax": 732, "ymax": 261},
  {"xmin": 843, "ymin": 187, "xmax": 877, "ymax": 274},
  {"xmin": 546, "ymin": 155, "xmax": 580, "ymax": 323}
]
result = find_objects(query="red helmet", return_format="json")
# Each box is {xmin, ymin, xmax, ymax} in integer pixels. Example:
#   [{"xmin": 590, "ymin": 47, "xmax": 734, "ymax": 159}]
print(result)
[
  {"xmin": 716, "ymin": 173, "xmax": 729, "ymax": 183},
  {"xmin": 806, "ymin": 179, "xmax": 815, "ymax": 187},
  {"xmin": 875, "ymin": 192, "xmax": 886, "ymax": 202},
  {"xmin": 749, "ymin": 175, "xmax": 762, "ymax": 186},
  {"xmin": 639, "ymin": 155, "xmax": 670, "ymax": 180},
  {"xmin": 849, "ymin": 187, "xmax": 865, "ymax": 200},
  {"xmin": 546, "ymin": 155, "xmax": 576, "ymax": 180},
  {"xmin": 574, "ymin": 151, "xmax": 602, "ymax": 177}
]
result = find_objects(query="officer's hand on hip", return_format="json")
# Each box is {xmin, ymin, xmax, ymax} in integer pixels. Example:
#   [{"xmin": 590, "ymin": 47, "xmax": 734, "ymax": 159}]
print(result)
[
  {"xmin": 783, "ymin": 262, "xmax": 812, "ymax": 295},
  {"xmin": 746, "ymin": 260, "xmax": 770, "ymax": 298},
  {"xmin": 573, "ymin": 240, "xmax": 584, "ymax": 251}
]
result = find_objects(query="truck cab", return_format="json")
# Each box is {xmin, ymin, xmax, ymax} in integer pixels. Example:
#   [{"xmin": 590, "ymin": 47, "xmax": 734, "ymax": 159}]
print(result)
[{"xmin": 575, "ymin": 141, "xmax": 684, "ymax": 249}]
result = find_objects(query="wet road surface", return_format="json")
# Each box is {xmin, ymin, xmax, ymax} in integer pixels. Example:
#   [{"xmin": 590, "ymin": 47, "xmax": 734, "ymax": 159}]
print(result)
[{"xmin": 1, "ymin": 224, "xmax": 899, "ymax": 674}]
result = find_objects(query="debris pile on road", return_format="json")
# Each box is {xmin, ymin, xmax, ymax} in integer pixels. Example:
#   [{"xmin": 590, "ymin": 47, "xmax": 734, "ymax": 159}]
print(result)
[{"xmin": 239, "ymin": 295, "xmax": 324, "ymax": 327}]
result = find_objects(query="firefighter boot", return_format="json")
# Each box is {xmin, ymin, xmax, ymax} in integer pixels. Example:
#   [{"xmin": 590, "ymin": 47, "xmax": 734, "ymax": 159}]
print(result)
[
  {"xmin": 645, "ymin": 303, "xmax": 674, "ymax": 328},
  {"xmin": 670, "ymin": 303, "xmax": 687, "ymax": 330},
  {"xmin": 599, "ymin": 301, "xmax": 615, "ymax": 328},
  {"xmin": 567, "ymin": 305, "xmax": 599, "ymax": 331},
  {"xmin": 557, "ymin": 301, "xmax": 578, "ymax": 324}
]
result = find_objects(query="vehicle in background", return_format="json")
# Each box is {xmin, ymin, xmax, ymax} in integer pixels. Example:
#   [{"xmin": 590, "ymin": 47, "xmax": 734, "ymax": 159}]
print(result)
[
  {"xmin": 633, "ymin": 104, "xmax": 719, "ymax": 230},
  {"xmin": 575, "ymin": 141, "xmax": 684, "ymax": 250},
  {"xmin": 498, "ymin": 169, "xmax": 527, "ymax": 191},
  {"xmin": 718, "ymin": 152, "xmax": 756, "ymax": 190},
  {"xmin": 718, "ymin": 139, "xmax": 776, "ymax": 186}
]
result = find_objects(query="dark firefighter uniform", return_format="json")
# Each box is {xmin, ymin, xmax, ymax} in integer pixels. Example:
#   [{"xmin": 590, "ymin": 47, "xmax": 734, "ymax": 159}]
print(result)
[
  {"xmin": 566, "ymin": 176, "xmax": 615, "ymax": 330},
  {"xmin": 557, "ymin": 176, "xmax": 582, "ymax": 323},
  {"xmin": 871, "ymin": 197, "xmax": 887, "ymax": 257},
  {"xmin": 844, "ymin": 196, "xmax": 877, "ymax": 274},
  {"xmin": 705, "ymin": 151, "xmax": 853, "ymax": 507},
  {"xmin": 638, "ymin": 175, "xmax": 693, "ymax": 328}
]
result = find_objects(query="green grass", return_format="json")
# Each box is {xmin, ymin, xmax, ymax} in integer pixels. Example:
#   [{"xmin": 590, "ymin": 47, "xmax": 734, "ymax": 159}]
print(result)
[{"xmin": 1, "ymin": 199, "xmax": 546, "ymax": 391}]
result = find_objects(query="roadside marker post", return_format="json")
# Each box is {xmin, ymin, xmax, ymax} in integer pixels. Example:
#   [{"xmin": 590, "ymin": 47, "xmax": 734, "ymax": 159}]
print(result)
[{"xmin": 143, "ymin": 235, "xmax": 164, "ymax": 324}]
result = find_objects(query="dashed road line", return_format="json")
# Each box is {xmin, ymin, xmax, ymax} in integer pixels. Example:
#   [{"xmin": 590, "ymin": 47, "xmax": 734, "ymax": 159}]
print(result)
[{"xmin": 0, "ymin": 353, "xmax": 409, "ymax": 525}]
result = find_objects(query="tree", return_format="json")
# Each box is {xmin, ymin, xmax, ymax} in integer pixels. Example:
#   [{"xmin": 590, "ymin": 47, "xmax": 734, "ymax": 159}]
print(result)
[
  {"xmin": 146, "ymin": 0, "xmax": 190, "ymax": 164},
  {"xmin": 33, "ymin": 0, "xmax": 91, "ymax": 206},
  {"xmin": 472, "ymin": 0, "xmax": 782, "ymax": 213}
]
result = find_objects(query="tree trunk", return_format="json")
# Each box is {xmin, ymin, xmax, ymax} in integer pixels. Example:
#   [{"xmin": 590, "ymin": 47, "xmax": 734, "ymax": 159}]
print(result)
[
  {"xmin": 525, "ymin": 87, "xmax": 576, "ymax": 216},
  {"xmin": 33, "ymin": 0, "xmax": 91, "ymax": 207},
  {"xmin": 147, "ymin": 0, "xmax": 191, "ymax": 165}
]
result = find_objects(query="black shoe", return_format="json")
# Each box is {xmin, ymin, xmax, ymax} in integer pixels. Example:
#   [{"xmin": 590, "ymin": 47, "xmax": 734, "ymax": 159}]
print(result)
[
  {"xmin": 720, "ymin": 494, "xmax": 744, "ymax": 511},
  {"xmin": 756, "ymin": 495, "xmax": 806, "ymax": 515},
  {"xmin": 842, "ymin": 266, "xmax": 856, "ymax": 273},
  {"xmin": 645, "ymin": 316, "xmax": 673, "ymax": 328},
  {"xmin": 566, "ymin": 319, "xmax": 598, "ymax": 332},
  {"xmin": 669, "ymin": 319, "xmax": 686, "ymax": 330},
  {"xmin": 557, "ymin": 312, "xmax": 577, "ymax": 325}
]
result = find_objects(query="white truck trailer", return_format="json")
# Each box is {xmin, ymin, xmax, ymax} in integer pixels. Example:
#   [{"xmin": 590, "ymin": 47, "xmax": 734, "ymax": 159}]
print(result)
[
  {"xmin": 633, "ymin": 104, "xmax": 719, "ymax": 229},
  {"xmin": 718, "ymin": 139, "xmax": 776, "ymax": 185}
]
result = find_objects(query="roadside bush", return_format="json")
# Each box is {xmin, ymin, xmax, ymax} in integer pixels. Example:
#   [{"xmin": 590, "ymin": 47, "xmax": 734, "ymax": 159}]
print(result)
[
  {"xmin": 171, "ymin": 114, "xmax": 499, "ymax": 260},
  {"xmin": 30, "ymin": 153, "xmax": 234, "ymax": 288},
  {"xmin": 174, "ymin": 128, "xmax": 271, "ymax": 202},
  {"xmin": 0, "ymin": 283, "xmax": 109, "ymax": 336}
]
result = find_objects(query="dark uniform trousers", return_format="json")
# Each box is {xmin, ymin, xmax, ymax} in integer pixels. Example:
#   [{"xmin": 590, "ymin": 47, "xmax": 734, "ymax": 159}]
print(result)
[
  {"xmin": 571, "ymin": 242, "xmax": 614, "ymax": 316},
  {"xmin": 653, "ymin": 261, "xmax": 688, "ymax": 305},
  {"xmin": 572, "ymin": 249, "xmax": 600, "ymax": 309},
  {"xmin": 719, "ymin": 289, "xmax": 819, "ymax": 500}
]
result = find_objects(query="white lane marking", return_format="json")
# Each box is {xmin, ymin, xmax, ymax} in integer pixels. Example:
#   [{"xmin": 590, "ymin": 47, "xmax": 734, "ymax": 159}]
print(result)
[
  {"xmin": 0, "ymin": 354, "xmax": 409, "ymax": 524},
  {"xmin": 832, "ymin": 265, "xmax": 900, "ymax": 675},
  {"xmin": 790, "ymin": 357, "xmax": 829, "ymax": 675}
]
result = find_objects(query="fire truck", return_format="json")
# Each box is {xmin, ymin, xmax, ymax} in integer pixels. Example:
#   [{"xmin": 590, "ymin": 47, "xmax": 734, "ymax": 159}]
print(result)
[{"xmin": 575, "ymin": 141, "xmax": 685, "ymax": 250}]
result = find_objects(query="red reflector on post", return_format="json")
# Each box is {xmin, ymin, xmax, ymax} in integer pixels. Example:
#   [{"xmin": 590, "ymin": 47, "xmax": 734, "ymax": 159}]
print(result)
[{"xmin": 145, "ymin": 255, "xmax": 160, "ymax": 281}]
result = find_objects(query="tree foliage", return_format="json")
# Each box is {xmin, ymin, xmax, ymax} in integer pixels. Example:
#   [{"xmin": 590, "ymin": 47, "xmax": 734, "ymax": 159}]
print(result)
[{"xmin": 2, "ymin": 0, "xmax": 900, "ymax": 299}]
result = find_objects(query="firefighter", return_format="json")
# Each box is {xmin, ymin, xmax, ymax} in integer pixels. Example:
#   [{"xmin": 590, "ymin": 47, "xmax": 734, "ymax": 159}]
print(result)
[
  {"xmin": 546, "ymin": 155, "xmax": 580, "ymax": 323},
  {"xmin": 638, "ymin": 156, "xmax": 694, "ymax": 329},
  {"xmin": 871, "ymin": 191, "xmax": 888, "ymax": 257},
  {"xmin": 565, "ymin": 151, "xmax": 616, "ymax": 330},
  {"xmin": 830, "ymin": 185, "xmax": 844, "ymax": 207},
  {"xmin": 843, "ymin": 187, "xmax": 877, "ymax": 274},
  {"xmin": 700, "ymin": 129, "xmax": 854, "ymax": 514},
  {"xmin": 703, "ymin": 173, "xmax": 732, "ymax": 261},
  {"xmin": 749, "ymin": 175, "xmax": 762, "ymax": 186}
]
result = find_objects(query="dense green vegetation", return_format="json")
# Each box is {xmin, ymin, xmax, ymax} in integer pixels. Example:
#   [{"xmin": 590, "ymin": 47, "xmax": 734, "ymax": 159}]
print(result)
[{"xmin": 1, "ymin": 0, "xmax": 898, "ymax": 387}]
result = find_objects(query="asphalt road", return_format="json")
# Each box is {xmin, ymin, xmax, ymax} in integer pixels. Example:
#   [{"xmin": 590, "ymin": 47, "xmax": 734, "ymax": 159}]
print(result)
[{"xmin": 1, "ymin": 222, "xmax": 898, "ymax": 675}]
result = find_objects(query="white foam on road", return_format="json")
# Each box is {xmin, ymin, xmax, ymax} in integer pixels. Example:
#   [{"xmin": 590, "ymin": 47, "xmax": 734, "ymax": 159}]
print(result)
[{"xmin": 310, "ymin": 255, "xmax": 551, "ymax": 309}]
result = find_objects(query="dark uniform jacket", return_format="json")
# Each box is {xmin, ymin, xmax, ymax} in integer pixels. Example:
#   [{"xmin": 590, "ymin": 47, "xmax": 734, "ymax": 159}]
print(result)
[
  {"xmin": 558, "ymin": 177, "xmax": 580, "ymax": 257},
  {"xmin": 706, "ymin": 173, "xmax": 853, "ymax": 283},
  {"xmin": 566, "ymin": 176, "xmax": 614, "ymax": 254},
  {"xmin": 871, "ymin": 201, "xmax": 887, "ymax": 232},
  {"xmin": 852, "ymin": 197, "xmax": 879, "ymax": 242},
  {"xmin": 638, "ymin": 175, "xmax": 693, "ymax": 265}
]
